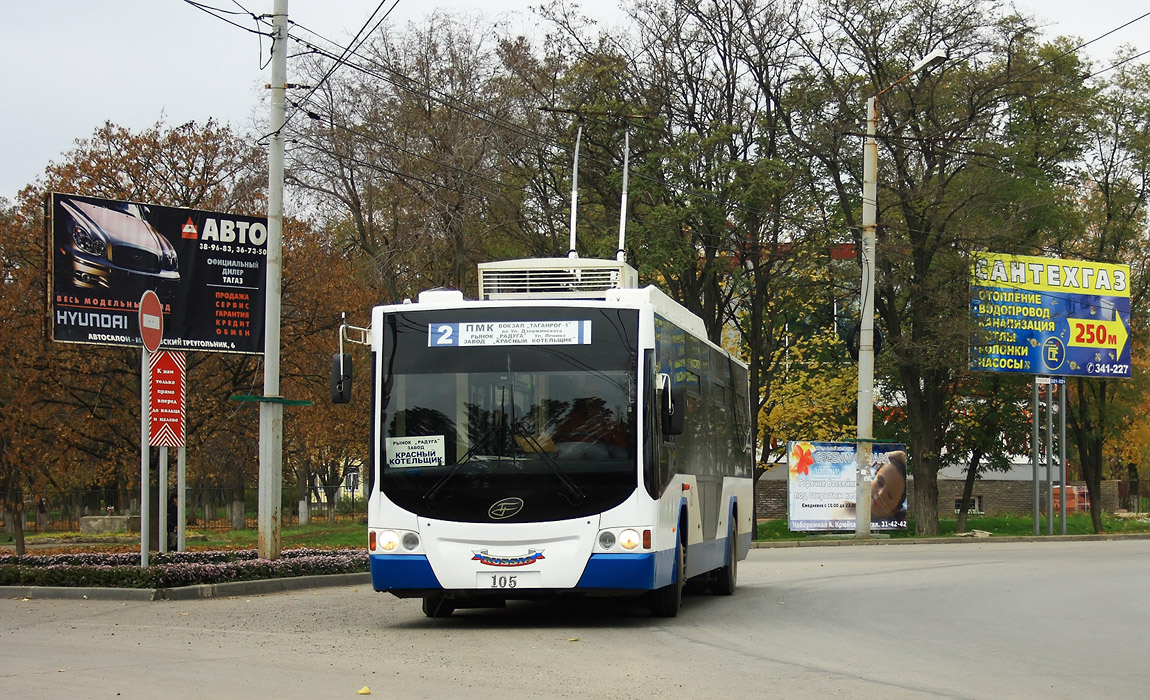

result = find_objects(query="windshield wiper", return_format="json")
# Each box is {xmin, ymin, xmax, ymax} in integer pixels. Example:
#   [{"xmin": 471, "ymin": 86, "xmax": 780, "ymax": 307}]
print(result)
[
  {"xmin": 507, "ymin": 386, "xmax": 585, "ymax": 507},
  {"xmin": 512, "ymin": 422, "xmax": 586, "ymax": 507},
  {"xmin": 423, "ymin": 421, "xmax": 503, "ymax": 507},
  {"xmin": 425, "ymin": 385, "xmax": 512, "ymax": 507}
]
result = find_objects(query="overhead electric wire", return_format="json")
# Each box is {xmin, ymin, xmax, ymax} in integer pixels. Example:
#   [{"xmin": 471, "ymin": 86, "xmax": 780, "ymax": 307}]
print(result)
[
  {"xmin": 181, "ymin": 0, "xmax": 271, "ymax": 35},
  {"xmin": 1086, "ymin": 47, "xmax": 1150, "ymax": 79},
  {"xmin": 286, "ymin": 28, "xmax": 558, "ymax": 149},
  {"xmin": 285, "ymin": 25, "xmax": 827, "ymax": 233},
  {"xmin": 289, "ymin": 94, "xmax": 522, "ymax": 196},
  {"xmin": 278, "ymin": 0, "xmax": 402, "ymax": 135},
  {"xmin": 1022, "ymin": 10, "xmax": 1150, "ymax": 79},
  {"xmin": 194, "ymin": 2, "xmax": 1150, "ymax": 253},
  {"xmin": 287, "ymin": 11, "xmax": 1150, "ymax": 238}
]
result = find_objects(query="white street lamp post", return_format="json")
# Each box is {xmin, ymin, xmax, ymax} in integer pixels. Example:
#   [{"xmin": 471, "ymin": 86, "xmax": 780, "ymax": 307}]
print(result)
[
  {"xmin": 855, "ymin": 93, "xmax": 879, "ymax": 537},
  {"xmin": 855, "ymin": 49, "xmax": 947, "ymax": 538}
]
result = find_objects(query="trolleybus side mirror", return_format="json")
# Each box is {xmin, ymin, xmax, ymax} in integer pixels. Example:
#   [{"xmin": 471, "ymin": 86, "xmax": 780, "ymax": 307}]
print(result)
[{"xmin": 331, "ymin": 353, "xmax": 353, "ymax": 404}]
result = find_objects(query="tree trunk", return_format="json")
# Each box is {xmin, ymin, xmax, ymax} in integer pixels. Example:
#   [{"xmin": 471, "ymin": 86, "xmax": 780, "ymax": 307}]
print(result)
[
  {"xmin": 905, "ymin": 391, "xmax": 946, "ymax": 536},
  {"xmin": 1070, "ymin": 378, "xmax": 1107, "ymax": 534},
  {"xmin": 1129, "ymin": 464, "xmax": 1140, "ymax": 513},
  {"xmin": 911, "ymin": 468, "xmax": 940, "ymax": 535},
  {"xmin": 231, "ymin": 487, "xmax": 246, "ymax": 530},
  {"xmin": 296, "ymin": 462, "xmax": 310, "ymax": 527},
  {"xmin": 956, "ymin": 448, "xmax": 984, "ymax": 534},
  {"xmin": 1085, "ymin": 458, "xmax": 1104, "ymax": 533},
  {"xmin": 8, "ymin": 505, "xmax": 26, "ymax": 556}
]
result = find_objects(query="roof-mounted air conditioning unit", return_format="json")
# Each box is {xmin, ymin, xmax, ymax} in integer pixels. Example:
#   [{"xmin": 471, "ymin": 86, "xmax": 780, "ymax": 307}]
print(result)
[{"xmin": 478, "ymin": 257, "xmax": 638, "ymax": 300}]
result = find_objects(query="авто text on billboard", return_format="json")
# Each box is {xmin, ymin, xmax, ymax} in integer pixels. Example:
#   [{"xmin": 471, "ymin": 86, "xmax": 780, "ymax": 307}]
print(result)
[{"xmin": 49, "ymin": 193, "xmax": 267, "ymax": 354}]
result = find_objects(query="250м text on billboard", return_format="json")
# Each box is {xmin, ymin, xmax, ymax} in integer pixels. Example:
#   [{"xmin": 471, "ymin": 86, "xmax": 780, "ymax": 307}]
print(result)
[{"xmin": 969, "ymin": 252, "xmax": 1131, "ymax": 378}]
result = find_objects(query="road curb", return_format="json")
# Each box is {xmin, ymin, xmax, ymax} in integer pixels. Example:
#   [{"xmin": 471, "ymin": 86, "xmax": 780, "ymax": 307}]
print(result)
[
  {"xmin": 751, "ymin": 531, "xmax": 1150, "ymax": 548},
  {"xmin": 1, "ymin": 572, "xmax": 373, "ymax": 602}
]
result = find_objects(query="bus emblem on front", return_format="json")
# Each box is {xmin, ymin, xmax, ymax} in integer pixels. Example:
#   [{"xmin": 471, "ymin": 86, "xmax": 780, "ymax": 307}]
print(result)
[{"xmin": 488, "ymin": 498, "xmax": 524, "ymax": 519}]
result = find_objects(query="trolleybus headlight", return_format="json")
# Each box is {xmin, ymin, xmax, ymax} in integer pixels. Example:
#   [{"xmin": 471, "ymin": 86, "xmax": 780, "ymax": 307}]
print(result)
[
  {"xmin": 598, "ymin": 531, "xmax": 616, "ymax": 550},
  {"xmin": 378, "ymin": 530, "xmax": 400, "ymax": 552},
  {"xmin": 619, "ymin": 529, "xmax": 641, "ymax": 550},
  {"xmin": 401, "ymin": 532, "xmax": 420, "ymax": 551}
]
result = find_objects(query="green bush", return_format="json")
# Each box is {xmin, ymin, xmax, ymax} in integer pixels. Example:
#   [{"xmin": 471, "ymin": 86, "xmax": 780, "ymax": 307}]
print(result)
[{"xmin": 0, "ymin": 548, "xmax": 368, "ymax": 589}]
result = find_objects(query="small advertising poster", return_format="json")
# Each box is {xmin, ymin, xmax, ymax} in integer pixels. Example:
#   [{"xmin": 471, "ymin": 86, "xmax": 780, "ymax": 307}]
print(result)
[
  {"xmin": 970, "ymin": 252, "xmax": 1131, "ymax": 378},
  {"xmin": 787, "ymin": 441, "xmax": 908, "ymax": 532},
  {"xmin": 49, "ymin": 193, "xmax": 267, "ymax": 354}
]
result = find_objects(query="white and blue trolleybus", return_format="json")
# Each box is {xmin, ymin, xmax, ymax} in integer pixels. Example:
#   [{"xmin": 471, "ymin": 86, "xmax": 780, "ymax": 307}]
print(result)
[{"xmin": 332, "ymin": 257, "xmax": 753, "ymax": 617}]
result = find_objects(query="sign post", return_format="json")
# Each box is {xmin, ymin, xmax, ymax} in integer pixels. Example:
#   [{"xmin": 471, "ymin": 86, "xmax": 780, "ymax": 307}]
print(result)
[
  {"xmin": 138, "ymin": 290, "xmax": 162, "ymax": 566},
  {"xmin": 150, "ymin": 350, "xmax": 186, "ymax": 551}
]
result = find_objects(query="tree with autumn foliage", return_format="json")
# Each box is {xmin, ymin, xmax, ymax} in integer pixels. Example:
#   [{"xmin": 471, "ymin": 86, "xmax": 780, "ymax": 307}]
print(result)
[
  {"xmin": 0, "ymin": 119, "xmax": 268, "ymax": 550},
  {"xmin": 758, "ymin": 328, "xmax": 857, "ymax": 473},
  {"xmin": 0, "ymin": 197, "xmax": 58, "ymax": 554},
  {"xmin": 1052, "ymin": 59, "xmax": 1150, "ymax": 532},
  {"xmin": 278, "ymin": 218, "xmax": 377, "ymax": 522}
]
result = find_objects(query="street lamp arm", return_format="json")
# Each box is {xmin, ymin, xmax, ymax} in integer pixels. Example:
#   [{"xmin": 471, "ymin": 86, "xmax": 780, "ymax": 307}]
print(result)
[{"xmin": 875, "ymin": 48, "xmax": 948, "ymax": 98}]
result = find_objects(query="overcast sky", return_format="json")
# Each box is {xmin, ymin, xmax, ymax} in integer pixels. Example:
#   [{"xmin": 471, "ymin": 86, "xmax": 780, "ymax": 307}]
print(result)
[{"xmin": 2, "ymin": 0, "xmax": 1146, "ymax": 204}]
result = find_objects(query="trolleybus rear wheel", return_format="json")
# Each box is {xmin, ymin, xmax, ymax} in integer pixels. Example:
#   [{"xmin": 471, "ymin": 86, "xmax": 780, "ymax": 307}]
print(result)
[{"xmin": 712, "ymin": 522, "xmax": 737, "ymax": 596}]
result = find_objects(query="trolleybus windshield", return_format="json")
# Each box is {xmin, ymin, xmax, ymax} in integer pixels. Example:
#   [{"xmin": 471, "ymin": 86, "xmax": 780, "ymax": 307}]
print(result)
[{"xmin": 378, "ymin": 308, "xmax": 640, "ymax": 523}]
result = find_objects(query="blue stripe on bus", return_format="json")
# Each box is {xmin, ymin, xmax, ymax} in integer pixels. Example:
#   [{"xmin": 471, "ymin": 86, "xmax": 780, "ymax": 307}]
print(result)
[
  {"xmin": 580, "ymin": 533, "xmax": 743, "ymax": 591},
  {"xmin": 370, "ymin": 533, "xmax": 749, "ymax": 593},
  {"xmin": 370, "ymin": 554, "xmax": 442, "ymax": 590},
  {"xmin": 686, "ymin": 537, "xmax": 727, "ymax": 578},
  {"xmin": 738, "ymin": 530, "xmax": 752, "ymax": 559},
  {"xmin": 576, "ymin": 552, "xmax": 658, "ymax": 589}
]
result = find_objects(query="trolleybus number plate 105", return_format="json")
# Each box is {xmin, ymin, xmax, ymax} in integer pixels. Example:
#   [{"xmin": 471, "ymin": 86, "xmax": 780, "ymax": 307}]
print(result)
[{"xmin": 479, "ymin": 571, "xmax": 541, "ymax": 588}]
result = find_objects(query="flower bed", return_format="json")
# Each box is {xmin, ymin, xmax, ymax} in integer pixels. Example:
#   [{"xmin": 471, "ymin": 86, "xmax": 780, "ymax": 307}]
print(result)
[{"xmin": 0, "ymin": 548, "xmax": 368, "ymax": 589}]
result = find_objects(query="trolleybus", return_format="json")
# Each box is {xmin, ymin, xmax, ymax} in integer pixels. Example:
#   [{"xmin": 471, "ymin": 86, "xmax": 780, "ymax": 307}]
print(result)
[{"xmin": 332, "ymin": 257, "xmax": 753, "ymax": 617}]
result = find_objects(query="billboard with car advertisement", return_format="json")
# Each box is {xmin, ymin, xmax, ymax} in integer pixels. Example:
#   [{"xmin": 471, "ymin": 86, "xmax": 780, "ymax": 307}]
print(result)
[
  {"xmin": 969, "ymin": 252, "xmax": 1131, "ymax": 378},
  {"xmin": 48, "ymin": 193, "xmax": 267, "ymax": 354}
]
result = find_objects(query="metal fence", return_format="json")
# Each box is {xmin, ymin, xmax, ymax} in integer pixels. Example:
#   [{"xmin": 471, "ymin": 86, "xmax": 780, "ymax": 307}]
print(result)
[
  {"xmin": 1118, "ymin": 480, "xmax": 1148, "ymax": 514},
  {"xmin": 1, "ymin": 488, "xmax": 367, "ymax": 535}
]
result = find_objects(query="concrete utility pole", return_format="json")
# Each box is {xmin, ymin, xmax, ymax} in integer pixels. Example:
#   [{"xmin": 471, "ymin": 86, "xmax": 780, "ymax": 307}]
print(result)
[
  {"xmin": 855, "ymin": 49, "xmax": 947, "ymax": 538},
  {"xmin": 258, "ymin": 0, "xmax": 288, "ymax": 560},
  {"xmin": 855, "ymin": 93, "xmax": 879, "ymax": 538}
]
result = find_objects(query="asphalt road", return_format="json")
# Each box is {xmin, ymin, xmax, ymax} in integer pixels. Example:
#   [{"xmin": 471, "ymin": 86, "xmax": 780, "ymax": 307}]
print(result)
[{"xmin": 3, "ymin": 539, "xmax": 1148, "ymax": 699}]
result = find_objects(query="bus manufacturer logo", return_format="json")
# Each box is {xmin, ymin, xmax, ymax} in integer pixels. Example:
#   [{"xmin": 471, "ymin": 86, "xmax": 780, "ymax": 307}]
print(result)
[{"xmin": 488, "ymin": 497, "xmax": 524, "ymax": 519}]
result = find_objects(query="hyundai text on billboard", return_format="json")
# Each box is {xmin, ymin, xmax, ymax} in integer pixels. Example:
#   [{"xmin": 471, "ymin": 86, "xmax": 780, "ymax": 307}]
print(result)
[
  {"xmin": 48, "ymin": 193, "xmax": 267, "ymax": 354},
  {"xmin": 969, "ymin": 252, "xmax": 1131, "ymax": 378}
]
